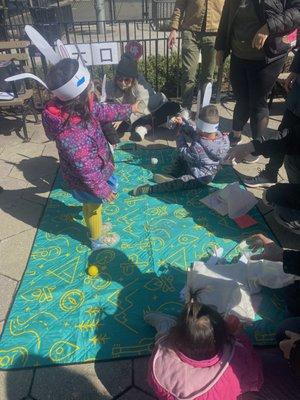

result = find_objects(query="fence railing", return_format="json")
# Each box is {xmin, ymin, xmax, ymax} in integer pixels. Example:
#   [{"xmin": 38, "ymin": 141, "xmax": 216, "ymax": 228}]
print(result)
[{"xmin": 2, "ymin": 18, "xmax": 221, "ymax": 107}]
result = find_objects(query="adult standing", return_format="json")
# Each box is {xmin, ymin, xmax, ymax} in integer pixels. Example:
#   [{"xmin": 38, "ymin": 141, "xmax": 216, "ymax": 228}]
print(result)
[
  {"xmin": 215, "ymin": 0, "xmax": 300, "ymax": 153},
  {"xmin": 244, "ymin": 49, "xmax": 300, "ymax": 187},
  {"xmin": 168, "ymin": 0, "xmax": 224, "ymax": 115}
]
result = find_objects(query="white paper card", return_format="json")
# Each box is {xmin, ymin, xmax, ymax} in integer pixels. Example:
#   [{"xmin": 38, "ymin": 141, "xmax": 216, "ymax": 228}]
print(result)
[
  {"xmin": 64, "ymin": 44, "xmax": 93, "ymax": 66},
  {"xmin": 200, "ymin": 190, "xmax": 228, "ymax": 216},
  {"xmin": 91, "ymin": 42, "xmax": 119, "ymax": 65}
]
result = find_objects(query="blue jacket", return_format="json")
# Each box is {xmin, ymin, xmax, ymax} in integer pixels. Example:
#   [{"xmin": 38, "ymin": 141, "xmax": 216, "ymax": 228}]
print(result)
[{"xmin": 176, "ymin": 122, "xmax": 230, "ymax": 182}]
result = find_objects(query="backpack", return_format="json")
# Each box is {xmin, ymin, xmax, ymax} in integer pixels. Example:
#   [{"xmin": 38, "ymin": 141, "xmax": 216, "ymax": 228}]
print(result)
[{"xmin": 0, "ymin": 61, "xmax": 25, "ymax": 99}]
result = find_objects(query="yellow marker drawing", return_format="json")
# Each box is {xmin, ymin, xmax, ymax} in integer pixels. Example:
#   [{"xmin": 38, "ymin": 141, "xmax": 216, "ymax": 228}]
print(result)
[
  {"xmin": 49, "ymin": 340, "xmax": 80, "ymax": 362},
  {"xmin": 59, "ymin": 289, "xmax": 85, "ymax": 312}
]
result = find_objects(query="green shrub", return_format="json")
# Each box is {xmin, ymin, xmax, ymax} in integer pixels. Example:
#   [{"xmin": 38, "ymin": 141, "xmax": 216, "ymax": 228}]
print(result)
[{"xmin": 138, "ymin": 53, "xmax": 182, "ymax": 98}]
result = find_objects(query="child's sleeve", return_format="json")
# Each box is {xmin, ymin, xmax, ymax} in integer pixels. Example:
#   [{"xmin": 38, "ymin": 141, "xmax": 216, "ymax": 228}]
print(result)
[
  {"xmin": 204, "ymin": 134, "xmax": 230, "ymax": 162},
  {"xmin": 176, "ymin": 130, "xmax": 202, "ymax": 164},
  {"xmin": 93, "ymin": 102, "xmax": 132, "ymax": 124},
  {"xmin": 61, "ymin": 135, "xmax": 113, "ymax": 200}
]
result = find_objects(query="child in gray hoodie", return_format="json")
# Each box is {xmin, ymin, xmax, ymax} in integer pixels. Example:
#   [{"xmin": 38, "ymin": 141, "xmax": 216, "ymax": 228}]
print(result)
[{"xmin": 131, "ymin": 104, "xmax": 230, "ymax": 196}]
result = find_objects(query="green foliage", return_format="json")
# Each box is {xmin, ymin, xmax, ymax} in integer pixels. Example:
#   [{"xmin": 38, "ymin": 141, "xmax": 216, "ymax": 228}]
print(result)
[{"xmin": 138, "ymin": 53, "xmax": 182, "ymax": 98}]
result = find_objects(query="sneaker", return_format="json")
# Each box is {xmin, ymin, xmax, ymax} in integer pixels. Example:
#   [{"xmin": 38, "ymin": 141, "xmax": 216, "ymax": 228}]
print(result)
[
  {"xmin": 130, "ymin": 125, "xmax": 150, "ymax": 142},
  {"xmin": 102, "ymin": 222, "xmax": 113, "ymax": 233},
  {"xmin": 243, "ymin": 170, "xmax": 277, "ymax": 188},
  {"xmin": 274, "ymin": 207, "xmax": 300, "ymax": 235},
  {"xmin": 229, "ymin": 132, "xmax": 242, "ymax": 147},
  {"xmin": 91, "ymin": 232, "xmax": 120, "ymax": 250},
  {"xmin": 242, "ymin": 154, "xmax": 261, "ymax": 164},
  {"xmin": 130, "ymin": 184, "xmax": 151, "ymax": 196},
  {"xmin": 153, "ymin": 173, "xmax": 174, "ymax": 183}
]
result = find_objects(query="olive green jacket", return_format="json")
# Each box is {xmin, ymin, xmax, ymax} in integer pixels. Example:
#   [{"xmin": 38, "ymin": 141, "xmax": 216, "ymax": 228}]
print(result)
[{"xmin": 170, "ymin": 0, "xmax": 224, "ymax": 32}]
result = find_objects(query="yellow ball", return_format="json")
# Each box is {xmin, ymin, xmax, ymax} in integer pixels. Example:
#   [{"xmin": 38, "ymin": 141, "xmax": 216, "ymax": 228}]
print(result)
[{"xmin": 87, "ymin": 265, "xmax": 99, "ymax": 277}]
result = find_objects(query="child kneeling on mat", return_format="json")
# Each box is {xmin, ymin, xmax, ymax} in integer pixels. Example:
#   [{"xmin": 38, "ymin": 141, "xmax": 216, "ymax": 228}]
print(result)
[
  {"xmin": 145, "ymin": 293, "xmax": 263, "ymax": 400},
  {"xmin": 131, "ymin": 84, "xmax": 230, "ymax": 196}
]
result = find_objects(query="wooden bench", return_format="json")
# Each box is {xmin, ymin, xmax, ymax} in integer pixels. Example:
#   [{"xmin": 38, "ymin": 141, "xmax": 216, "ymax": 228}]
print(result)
[{"xmin": 0, "ymin": 40, "xmax": 39, "ymax": 142}]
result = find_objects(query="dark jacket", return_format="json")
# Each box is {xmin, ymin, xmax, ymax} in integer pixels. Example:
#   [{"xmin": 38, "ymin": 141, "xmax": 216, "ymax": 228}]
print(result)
[
  {"xmin": 215, "ymin": 0, "xmax": 300, "ymax": 61},
  {"xmin": 286, "ymin": 50, "xmax": 300, "ymax": 116},
  {"xmin": 252, "ymin": 127, "xmax": 300, "ymax": 210},
  {"xmin": 283, "ymin": 250, "xmax": 300, "ymax": 276}
]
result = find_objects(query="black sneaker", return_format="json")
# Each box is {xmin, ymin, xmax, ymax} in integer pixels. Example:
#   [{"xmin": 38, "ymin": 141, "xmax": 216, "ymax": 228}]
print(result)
[
  {"xmin": 274, "ymin": 207, "xmax": 300, "ymax": 235},
  {"xmin": 229, "ymin": 132, "xmax": 242, "ymax": 147},
  {"xmin": 243, "ymin": 170, "xmax": 277, "ymax": 188},
  {"xmin": 130, "ymin": 184, "xmax": 151, "ymax": 196}
]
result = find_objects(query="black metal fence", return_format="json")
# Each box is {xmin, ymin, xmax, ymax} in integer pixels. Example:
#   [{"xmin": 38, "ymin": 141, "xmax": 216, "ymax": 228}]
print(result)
[{"xmin": 1, "ymin": 10, "xmax": 221, "ymax": 106}]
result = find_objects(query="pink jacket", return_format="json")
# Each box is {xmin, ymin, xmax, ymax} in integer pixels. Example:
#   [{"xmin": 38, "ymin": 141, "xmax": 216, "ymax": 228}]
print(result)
[
  {"xmin": 42, "ymin": 99, "xmax": 132, "ymax": 200},
  {"xmin": 148, "ymin": 334, "xmax": 263, "ymax": 400}
]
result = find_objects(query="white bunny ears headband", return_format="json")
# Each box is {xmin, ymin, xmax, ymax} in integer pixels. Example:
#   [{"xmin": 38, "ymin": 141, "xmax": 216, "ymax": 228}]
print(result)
[
  {"xmin": 4, "ymin": 25, "xmax": 101, "ymax": 102},
  {"xmin": 195, "ymin": 82, "xmax": 218, "ymax": 133}
]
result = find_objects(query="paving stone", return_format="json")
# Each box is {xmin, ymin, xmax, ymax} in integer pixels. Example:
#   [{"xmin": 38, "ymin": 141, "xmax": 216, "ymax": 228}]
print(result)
[
  {"xmin": 0, "ymin": 368, "xmax": 33, "ymax": 400},
  {"xmin": 0, "ymin": 275, "xmax": 17, "ymax": 320},
  {"xmin": 0, "ymin": 229, "xmax": 36, "ymax": 281},
  {"xmin": 0, "ymin": 143, "xmax": 45, "ymax": 164},
  {"xmin": 0, "ymin": 159, "xmax": 14, "ymax": 178},
  {"xmin": 30, "ymin": 126, "xmax": 49, "ymax": 145},
  {"xmin": 9, "ymin": 154, "xmax": 58, "ymax": 183},
  {"xmin": 134, "ymin": 357, "xmax": 155, "ymax": 397},
  {"xmin": 42, "ymin": 141, "xmax": 58, "ymax": 159},
  {"xmin": 23, "ymin": 179, "xmax": 52, "ymax": 206},
  {"xmin": 119, "ymin": 387, "xmax": 156, "ymax": 399},
  {"xmin": 0, "ymin": 177, "xmax": 28, "ymax": 210},
  {"xmin": 32, "ymin": 360, "xmax": 132, "ymax": 400},
  {"xmin": 264, "ymin": 212, "xmax": 300, "ymax": 250},
  {"xmin": 0, "ymin": 199, "xmax": 43, "ymax": 240}
]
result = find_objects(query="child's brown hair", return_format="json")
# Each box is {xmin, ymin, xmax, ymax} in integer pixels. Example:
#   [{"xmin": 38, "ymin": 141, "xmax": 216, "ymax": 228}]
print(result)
[{"xmin": 168, "ymin": 291, "xmax": 230, "ymax": 360}]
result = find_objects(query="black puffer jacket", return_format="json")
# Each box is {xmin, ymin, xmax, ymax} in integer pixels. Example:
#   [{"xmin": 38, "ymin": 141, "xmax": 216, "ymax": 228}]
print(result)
[{"xmin": 215, "ymin": 0, "xmax": 300, "ymax": 61}]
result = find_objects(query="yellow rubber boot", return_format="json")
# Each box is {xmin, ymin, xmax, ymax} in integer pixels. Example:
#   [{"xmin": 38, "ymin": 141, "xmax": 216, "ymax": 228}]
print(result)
[{"xmin": 82, "ymin": 203, "xmax": 102, "ymax": 240}]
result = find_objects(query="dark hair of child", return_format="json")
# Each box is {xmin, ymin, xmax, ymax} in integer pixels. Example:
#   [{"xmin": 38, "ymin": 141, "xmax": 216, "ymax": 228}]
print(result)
[
  {"xmin": 46, "ymin": 58, "xmax": 92, "ymax": 124},
  {"xmin": 168, "ymin": 291, "xmax": 230, "ymax": 360}
]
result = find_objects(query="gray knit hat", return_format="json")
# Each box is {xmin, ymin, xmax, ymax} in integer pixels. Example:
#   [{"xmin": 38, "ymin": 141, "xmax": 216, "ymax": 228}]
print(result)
[
  {"xmin": 116, "ymin": 53, "xmax": 138, "ymax": 78},
  {"xmin": 196, "ymin": 105, "xmax": 219, "ymax": 133}
]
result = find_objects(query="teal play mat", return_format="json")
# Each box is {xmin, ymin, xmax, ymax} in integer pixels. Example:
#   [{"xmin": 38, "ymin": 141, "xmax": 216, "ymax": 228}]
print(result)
[{"xmin": 0, "ymin": 146, "xmax": 286, "ymax": 370}]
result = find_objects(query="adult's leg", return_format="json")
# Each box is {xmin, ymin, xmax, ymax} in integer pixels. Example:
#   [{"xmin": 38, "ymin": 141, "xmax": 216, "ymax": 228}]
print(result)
[
  {"xmin": 199, "ymin": 35, "xmax": 216, "ymax": 88},
  {"xmin": 181, "ymin": 30, "xmax": 200, "ymax": 110},
  {"xmin": 230, "ymin": 55, "xmax": 251, "ymax": 141},
  {"xmin": 102, "ymin": 121, "xmax": 129, "ymax": 145},
  {"xmin": 263, "ymin": 109, "xmax": 298, "ymax": 179},
  {"xmin": 248, "ymin": 57, "xmax": 285, "ymax": 140},
  {"xmin": 151, "ymin": 101, "xmax": 181, "ymax": 127}
]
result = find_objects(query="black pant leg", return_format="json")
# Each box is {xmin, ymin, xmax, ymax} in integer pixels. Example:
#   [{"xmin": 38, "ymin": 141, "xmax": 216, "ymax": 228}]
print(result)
[
  {"xmin": 230, "ymin": 55, "xmax": 251, "ymax": 132},
  {"xmin": 265, "ymin": 109, "xmax": 300, "ymax": 176},
  {"xmin": 150, "ymin": 174, "xmax": 204, "ymax": 194},
  {"xmin": 248, "ymin": 57, "xmax": 285, "ymax": 139}
]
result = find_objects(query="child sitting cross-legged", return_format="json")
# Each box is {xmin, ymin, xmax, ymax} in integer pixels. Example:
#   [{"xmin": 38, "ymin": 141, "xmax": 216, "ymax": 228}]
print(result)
[
  {"xmin": 131, "ymin": 85, "xmax": 230, "ymax": 196},
  {"xmin": 145, "ymin": 292, "xmax": 263, "ymax": 400}
]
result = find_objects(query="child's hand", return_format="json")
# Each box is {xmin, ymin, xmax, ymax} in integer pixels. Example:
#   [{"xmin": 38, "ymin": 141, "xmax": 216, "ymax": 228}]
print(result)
[
  {"xmin": 112, "ymin": 121, "xmax": 122, "ymax": 130},
  {"xmin": 107, "ymin": 193, "xmax": 116, "ymax": 203},
  {"xmin": 172, "ymin": 116, "xmax": 183, "ymax": 125}
]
